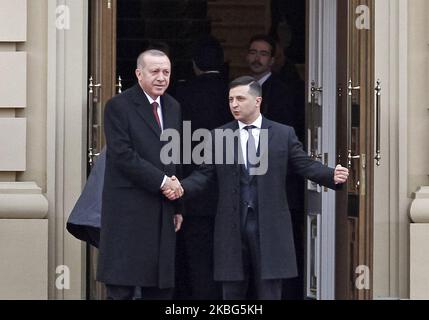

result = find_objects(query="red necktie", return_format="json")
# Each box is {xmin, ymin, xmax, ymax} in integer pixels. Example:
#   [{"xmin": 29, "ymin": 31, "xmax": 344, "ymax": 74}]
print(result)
[{"xmin": 152, "ymin": 102, "xmax": 161, "ymax": 128}]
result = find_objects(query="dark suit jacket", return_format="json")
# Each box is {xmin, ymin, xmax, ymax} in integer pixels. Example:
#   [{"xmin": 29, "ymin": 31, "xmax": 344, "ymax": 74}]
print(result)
[
  {"xmin": 262, "ymin": 72, "xmax": 305, "ymax": 212},
  {"xmin": 97, "ymin": 84, "xmax": 182, "ymax": 289},
  {"xmin": 261, "ymin": 73, "xmax": 301, "ymax": 138},
  {"xmin": 181, "ymin": 117, "xmax": 336, "ymax": 281},
  {"xmin": 175, "ymin": 72, "xmax": 232, "ymax": 132},
  {"xmin": 175, "ymin": 72, "xmax": 232, "ymax": 217}
]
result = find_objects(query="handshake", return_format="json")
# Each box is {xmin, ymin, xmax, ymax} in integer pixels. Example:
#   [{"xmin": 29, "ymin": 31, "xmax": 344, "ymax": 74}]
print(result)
[{"xmin": 161, "ymin": 176, "xmax": 184, "ymax": 201}]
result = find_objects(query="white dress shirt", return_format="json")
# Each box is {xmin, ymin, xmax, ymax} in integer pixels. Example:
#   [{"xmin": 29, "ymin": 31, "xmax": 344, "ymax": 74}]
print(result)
[
  {"xmin": 143, "ymin": 91, "xmax": 164, "ymax": 131},
  {"xmin": 238, "ymin": 114, "xmax": 262, "ymax": 168},
  {"xmin": 142, "ymin": 92, "xmax": 166, "ymax": 188}
]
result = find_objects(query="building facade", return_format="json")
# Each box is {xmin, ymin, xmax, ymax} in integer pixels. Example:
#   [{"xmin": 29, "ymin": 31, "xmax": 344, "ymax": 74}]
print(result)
[{"xmin": 0, "ymin": 0, "xmax": 428, "ymax": 300}]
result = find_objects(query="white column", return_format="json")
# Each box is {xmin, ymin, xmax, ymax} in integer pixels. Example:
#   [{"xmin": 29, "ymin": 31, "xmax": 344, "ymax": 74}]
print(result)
[
  {"xmin": 410, "ymin": 187, "xmax": 429, "ymax": 299},
  {"xmin": 0, "ymin": 182, "xmax": 48, "ymax": 300},
  {"xmin": 47, "ymin": 0, "xmax": 88, "ymax": 299}
]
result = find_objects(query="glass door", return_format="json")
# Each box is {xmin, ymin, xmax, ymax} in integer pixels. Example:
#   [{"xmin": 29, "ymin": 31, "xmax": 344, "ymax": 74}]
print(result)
[
  {"xmin": 335, "ymin": 0, "xmax": 375, "ymax": 300},
  {"xmin": 87, "ymin": 0, "xmax": 117, "ymax": 300}
]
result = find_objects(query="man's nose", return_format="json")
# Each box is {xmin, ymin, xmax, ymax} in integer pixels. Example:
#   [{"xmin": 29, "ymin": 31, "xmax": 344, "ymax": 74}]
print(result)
[{"xmin": 156, "ymin": 73, "xmax": 165, "ymax": 81}]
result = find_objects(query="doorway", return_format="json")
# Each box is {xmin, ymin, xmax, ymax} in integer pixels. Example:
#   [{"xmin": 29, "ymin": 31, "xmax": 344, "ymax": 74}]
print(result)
[{"xmin": 87, "ymin": 0, "xmax": 309, "ymax": 300}]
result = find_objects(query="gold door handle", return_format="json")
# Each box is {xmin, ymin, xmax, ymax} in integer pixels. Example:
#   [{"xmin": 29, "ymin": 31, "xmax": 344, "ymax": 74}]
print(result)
[
  {"xmin": 347, "ymin": 79, "xmax": 360, "ymax": 169},
  {"xmin": 311, "ymin": 81, "xmax": 323, "ymax": 94},
  {"xmin": 116, "ymin": 75, "xmax": 122, "ymax": 94},
  {"xmin": 88, "ymin": 76, "xmax": 101, "ymax": 96},
  {"xmin": 310, "ymin": 81, "xmax": 323, "ymax": 159},
  {"xmin": 88, "ymin": 76, "xmax": 102, "ymax": 167},
  {"xmin": 348, "ymin": 80, "xmax": 361, "ymax": 94},
  {"xmin": 374, "ymin": 80, "xmax": 382, "ymax": 166},
  {"xmin": 88, "ymin": 148, "xmax": 100, "ymax": 167}
]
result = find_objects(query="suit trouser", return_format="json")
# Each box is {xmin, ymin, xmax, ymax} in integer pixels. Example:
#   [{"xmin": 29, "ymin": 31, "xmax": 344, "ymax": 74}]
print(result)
[
  {"xmin": 182, "ymin": 216, "xmax": 221, "ymax": 299},
  {"xmin": 222, "ymin": 208, "xmax": 282, "ymax": 300},
  {"xmin": 105, "ymin": 284, "xmax": 173, "ymax": 300}
]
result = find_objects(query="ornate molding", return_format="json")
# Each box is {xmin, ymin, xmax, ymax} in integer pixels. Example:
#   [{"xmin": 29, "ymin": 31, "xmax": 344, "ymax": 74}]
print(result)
[
  {"xmin": 410, "ymin": 186, "xmax": 429, "ymax": 223},
  {"xmin": 0, "ymin": 182, "xmax": 48, "ymax": 219}
]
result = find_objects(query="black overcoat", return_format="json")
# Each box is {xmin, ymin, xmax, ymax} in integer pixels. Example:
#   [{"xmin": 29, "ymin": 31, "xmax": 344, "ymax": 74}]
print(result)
[
  {"xmin": 182, "ymin": 117, "xmax": 336, "ymax": 281},
  {"xmin": 97, "ymin": 85, "xmax": 181, "ymax": 288}
]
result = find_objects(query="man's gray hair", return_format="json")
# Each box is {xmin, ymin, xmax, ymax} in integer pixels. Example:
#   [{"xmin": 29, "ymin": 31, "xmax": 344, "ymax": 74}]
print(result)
[{"xmin": 136, "ymin": 49, "xmax": 168, "ymax": 69}]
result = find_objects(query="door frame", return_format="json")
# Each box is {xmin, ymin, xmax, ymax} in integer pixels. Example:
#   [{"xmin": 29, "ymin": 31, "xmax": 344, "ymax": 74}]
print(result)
[
  {"xmin": 335, "ymin": 0, "xmax": 375, "ymax": 300},
  {"xmin": 46, "ymin": 0, "xmax": 89, "ymax": 299},
  {"xmin": 87, "ymin": 0, "xmax": 117, "ymax": 300},
  {"xmin": 305, "ymin": 0, "xmax": 338, "ymax": 300}
]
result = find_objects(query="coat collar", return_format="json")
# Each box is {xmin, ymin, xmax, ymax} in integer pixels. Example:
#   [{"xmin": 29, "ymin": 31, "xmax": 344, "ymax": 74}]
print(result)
[
  {"xmin": 130, "ymin": 84, "xmax": 171, "ymax": 137},
  {"xmin": 226, "ymin": 117, "xmax": 274, "ymax": 176}
]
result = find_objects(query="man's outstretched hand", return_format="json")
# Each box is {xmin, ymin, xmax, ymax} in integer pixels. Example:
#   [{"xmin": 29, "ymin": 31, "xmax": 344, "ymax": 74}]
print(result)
[{"xmin": 334, "ymin": 165, "xmax": 349, "ymax": 184}]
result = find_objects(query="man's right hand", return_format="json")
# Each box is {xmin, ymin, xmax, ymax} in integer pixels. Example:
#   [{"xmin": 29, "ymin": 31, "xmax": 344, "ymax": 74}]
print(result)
[{"xmin": 161, "ymin": 175, "xmax": 184, "ymax": 200}]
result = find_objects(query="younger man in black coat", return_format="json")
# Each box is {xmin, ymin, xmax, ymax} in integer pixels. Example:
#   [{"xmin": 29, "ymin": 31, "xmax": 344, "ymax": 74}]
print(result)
[{"xmin": 164, "ymin": 76, "xmax": 349, "ymax": 300}]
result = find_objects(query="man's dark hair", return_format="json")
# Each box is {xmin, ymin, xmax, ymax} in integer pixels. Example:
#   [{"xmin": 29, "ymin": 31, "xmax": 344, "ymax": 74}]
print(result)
[
  {"xmin": 248, "ymin": 34, "xmax": 276, "ymax": 57},
  {"xmin": 229, "ymin": 76, "xmax": 262, "ymax": 97},
  {"xmin": 192, "ymin": 35, "xmax": 224, "ymax": 71}
]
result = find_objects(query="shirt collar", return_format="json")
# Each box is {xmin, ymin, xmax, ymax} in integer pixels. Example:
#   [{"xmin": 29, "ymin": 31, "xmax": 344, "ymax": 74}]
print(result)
[
  {"xmin": 143, "ymin": 91, "xmax": 161, "ymax": 106},
  {"xmin": 238, "ymin": 114, "xmax": 263, "ymax": 130},
  {"xmin": 257, "ymin": 72, "xmax": 272, "ymax": 86}
]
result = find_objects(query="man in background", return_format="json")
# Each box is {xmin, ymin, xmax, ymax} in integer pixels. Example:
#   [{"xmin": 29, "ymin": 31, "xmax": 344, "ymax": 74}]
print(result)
[
  {"xmin": 246, "ymin": 35, "xmax": 306, "ymax": 299},
  {"xmin": 174, "ymin": 35, "xmax": 231, "ymax": 299}
]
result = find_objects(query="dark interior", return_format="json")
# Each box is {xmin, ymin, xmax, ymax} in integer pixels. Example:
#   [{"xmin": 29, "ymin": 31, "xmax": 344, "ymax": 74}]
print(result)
[{"xmin": 115, "ymin": 0, "xmax": 306, "ymax": 300}]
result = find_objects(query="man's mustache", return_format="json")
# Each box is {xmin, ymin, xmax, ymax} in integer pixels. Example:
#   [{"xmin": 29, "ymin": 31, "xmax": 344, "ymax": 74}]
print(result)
[{"xmin": 251, "ymin": 62, "xmax": 262, "ymax": 68}]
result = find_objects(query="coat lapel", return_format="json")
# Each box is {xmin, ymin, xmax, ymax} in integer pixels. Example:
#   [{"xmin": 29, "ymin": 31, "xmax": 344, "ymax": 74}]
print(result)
[
  {"xmin": 131, "ymin": 85, "xmax": 162, "ymax": 137},
  {"xmin": 231, "ymin": 121, "xmax": 243, "ymax": 167},
  {"xmin": 261, "ymin": 76, "xmax": 273, "ymax": 114},
  {"xmin": 247, "ymin": 117, "xmax": 273, "ymax": 183},
  {"xmin": 160, "ymin": 95, "xmax": 174, "ymax": 131},
  {"xmin": 259, "ymin": 117, "xmax": 273, "ymax": 161}
]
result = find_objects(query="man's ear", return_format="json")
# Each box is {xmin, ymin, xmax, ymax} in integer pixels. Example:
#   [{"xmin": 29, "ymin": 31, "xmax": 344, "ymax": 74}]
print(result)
[
  {"xmin": 135, "ymin": 68, "xmax": 141, "ymax": 80},
  {"xmin": 269, "ymin": 57, "xmax": 275, "ymax": 67},
  {"xmin": 256, "ymin": 96, "xmax": 262, "ymax": 107}
]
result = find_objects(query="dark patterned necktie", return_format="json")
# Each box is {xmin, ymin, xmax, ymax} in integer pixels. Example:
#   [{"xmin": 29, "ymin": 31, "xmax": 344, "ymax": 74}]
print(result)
[
  {"xmin": 244, "ymin": 125, "xmax": 257, "ymax": 173},
  {"xmin": 152, "ymin": 102, "xmax": 161, "ymax": 128}
]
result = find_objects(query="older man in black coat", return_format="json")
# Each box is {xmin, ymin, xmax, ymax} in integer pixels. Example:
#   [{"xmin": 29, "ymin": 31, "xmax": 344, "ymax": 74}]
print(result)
[
  {"xmin": 97, "ymin": 50, "xmax": 183, "ymax": 300},
  {"xmin": 164, "ymin": 76, "xmax": 349, "ymax": 300}
]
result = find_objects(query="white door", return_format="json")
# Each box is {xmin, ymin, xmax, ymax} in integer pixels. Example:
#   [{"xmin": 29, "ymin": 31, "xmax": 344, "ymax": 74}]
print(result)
[{"xmin": 305, "ymin": 0, "xmax": 338, "ymax": 300}]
